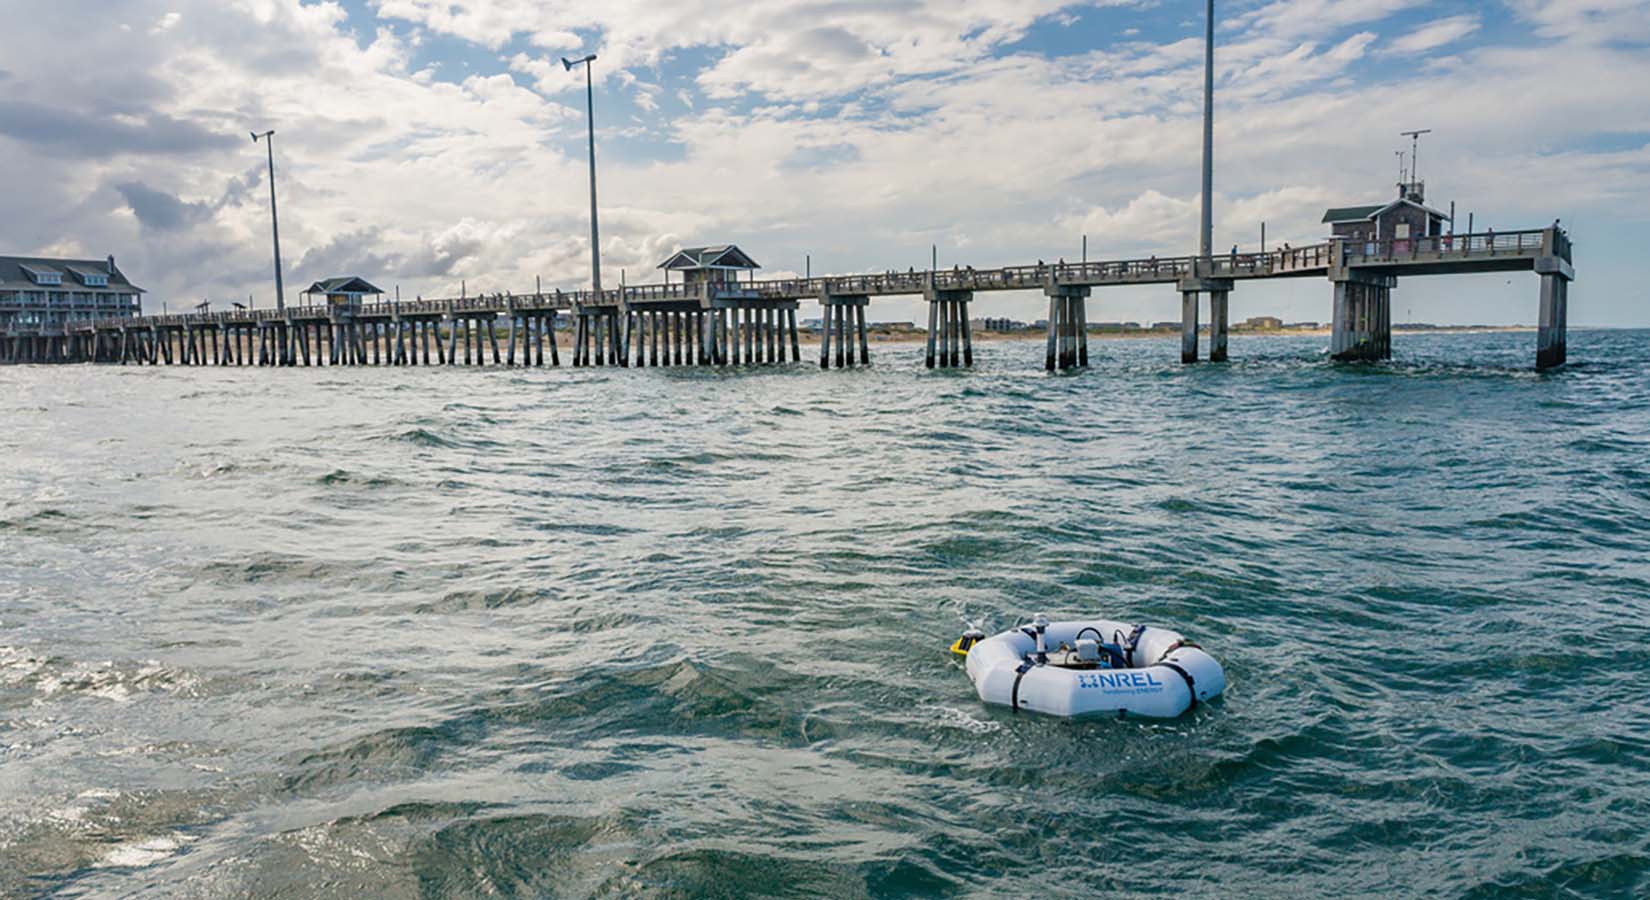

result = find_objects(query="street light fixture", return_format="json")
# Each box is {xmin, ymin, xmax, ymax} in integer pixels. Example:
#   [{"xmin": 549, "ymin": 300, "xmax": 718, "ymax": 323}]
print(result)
[
  {"xmin": 563, "ymin": 53, "xmax": 602, "ymax": 298},
  {"xmin": 250, "ymin": 130, "xmax": 286, "ymax": 312}
]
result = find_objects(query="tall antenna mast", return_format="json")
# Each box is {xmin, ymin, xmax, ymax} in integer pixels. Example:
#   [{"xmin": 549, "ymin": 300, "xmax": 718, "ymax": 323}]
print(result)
[
  {"xmin": 1395, "ymin": 150, "xmax": 1407, "ymax": 185},
  {"xmin": 1400, "ymin": 128, "xmax": 1431, "ymax": 182}
]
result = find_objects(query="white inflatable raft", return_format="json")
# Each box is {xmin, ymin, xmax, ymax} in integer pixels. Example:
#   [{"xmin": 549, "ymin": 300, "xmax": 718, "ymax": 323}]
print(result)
[{"xmin": 953, "ymin": 614, "xmax": 1225, "ymax": 719}]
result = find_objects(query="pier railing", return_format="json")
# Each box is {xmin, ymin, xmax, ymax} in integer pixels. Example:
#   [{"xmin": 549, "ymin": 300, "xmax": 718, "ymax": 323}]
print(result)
[
  {"xmin": 742, "ymin": 242, "xmax": 1334, "ymax": 298},
  {"xmin": 59, "ymin": 229, "xmax": 1567, "ymax": 336},
  {"xmin": 1340, "ymin": 229, "xmax": 1557, "ymax": 264}
]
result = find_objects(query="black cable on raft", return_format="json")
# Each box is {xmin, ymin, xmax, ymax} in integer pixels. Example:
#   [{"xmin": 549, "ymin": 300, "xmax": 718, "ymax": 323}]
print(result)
[
  {"xmin": 1155, "ymin": 639, "xmax": 1200, "ymax": 661},
  {"xmin": 1011, "ymin": 659, "xmax": 1034, "ymax": 712},
  {"xmin": 1122, "ymin": 624, "xmax": 1147, "ymax": 667},
  {"xmin": 1157, "ymin": 661, "xmax": 1198, "ymax": 711}
]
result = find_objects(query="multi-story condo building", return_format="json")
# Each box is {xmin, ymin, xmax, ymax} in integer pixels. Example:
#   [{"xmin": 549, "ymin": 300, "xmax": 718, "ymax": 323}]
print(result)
[{"xmin": 0, "ymin": 255, "xmax": 145, "ymax": 334}]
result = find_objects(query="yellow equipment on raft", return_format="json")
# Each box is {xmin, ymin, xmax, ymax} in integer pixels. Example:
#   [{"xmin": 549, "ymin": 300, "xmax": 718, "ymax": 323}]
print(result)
[{"xmin": 950, "ymin": 627, "xmax": 986, "ymax": 658}]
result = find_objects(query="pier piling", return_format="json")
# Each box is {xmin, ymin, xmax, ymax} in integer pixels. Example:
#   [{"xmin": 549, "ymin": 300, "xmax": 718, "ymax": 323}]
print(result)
[
  {"xmin": 1535, "ymin": 234, "xmax": 1575, "ymax": 369},
  {"xmin": 1209, "ymin": 290, "xmax": 1229, "ymax": 363},
  {"xmin": 818, "ymin": 294, "xmax": 869, "ymax": 369},
  {"xmin": 1329, "ymin": 275, "xmax": 1394, "ymax": 362},
  {"xmin": 1177, "ymin": 278, "xmax": 1233, "ymax": 364},
  {"xmin": 1537, "ymin": 272, "xmax": 1569, "ymax": 369},
  {"xmin": 1042, "ymin": 284, "xmax": 1089, "ymax": 371}
]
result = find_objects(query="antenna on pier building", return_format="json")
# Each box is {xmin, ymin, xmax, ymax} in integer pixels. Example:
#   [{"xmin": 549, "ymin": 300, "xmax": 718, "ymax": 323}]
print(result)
[{"xmin": 1399, "ymin": 128, "xmax": 1431, "ymax": 202}]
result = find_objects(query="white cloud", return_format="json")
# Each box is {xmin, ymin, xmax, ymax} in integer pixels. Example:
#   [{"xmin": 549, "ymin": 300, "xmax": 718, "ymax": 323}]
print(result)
[
  {"xmin": 1504, "ymin": 0, "xmax": 1650, "ymax": 42},
  {"xmin": 374, "ymin": 0, "xmax": 1131, "ymax": 100},
  {"xmin": 1, "ymin": 0, "xmax": 1649, "ymax": 327},
  {"xmin": 1229, "ymin": 0, "xmax": 1426, "ymax": 40},
  {"xmin": 1390, "ymin": 15, "xmax": 1480, "ymax": 55},
  {"xmin": 150, "ymin": 12, "xmax": 182, "ymax": 34}
]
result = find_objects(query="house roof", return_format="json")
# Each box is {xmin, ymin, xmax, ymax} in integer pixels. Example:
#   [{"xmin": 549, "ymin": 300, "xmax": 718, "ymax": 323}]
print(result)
[
  {"xmin": 0, "ymin": 255, "xmax": 143, "ymax": 294},
  {"xmin": 657, "ymin": 245, "xmax": 760, "ymax": 271},
  {"xmin": 1323, "ymin": 198, "xmax": 1451, "ymax": 225},
  {"xmin": 1322, "ymin": 205, "xmax": 1385, "ymax": 224},
  {"xmin": 303, "ymin": 276, "xmax": 385, "ymax": 295},
  {"xmin": 1380, "ymin": 197, "xmax": 1451, "ymax": 221}
]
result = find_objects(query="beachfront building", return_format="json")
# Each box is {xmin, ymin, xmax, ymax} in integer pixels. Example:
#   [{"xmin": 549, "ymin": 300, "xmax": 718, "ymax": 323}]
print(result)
[
  {"xmin": 972, "ymin": 317, "xmax": 1024, "ymax": 332},
  {"xmin": 656, "ymin": 245, "xmax": 760, "ymax": 286},
  {"xmin": 301, "ymin": 276, "xmax": 384, "ymax": 310},
  {"xmin": 0, "ymin": 254, "xmax": 144, "ymax": 334}
]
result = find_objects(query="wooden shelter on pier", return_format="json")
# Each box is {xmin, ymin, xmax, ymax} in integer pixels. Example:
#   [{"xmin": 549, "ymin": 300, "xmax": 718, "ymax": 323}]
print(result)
[
  {"xmin": 301, "ymin": 276, "xmax": 384, "ymax": 309},
  {"xmin": 657, "ymin": 245, "xmax": 759, "ymax": 286},
  {"xmin": 1322, "ymin": 181, "xmax": 1451, "ymax": 246}
]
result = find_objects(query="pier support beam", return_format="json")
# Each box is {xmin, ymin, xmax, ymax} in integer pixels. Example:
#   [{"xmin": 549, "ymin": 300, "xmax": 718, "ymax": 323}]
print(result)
[
  {"xmin": 1209, "ymin": 290, "xmax": 1229, "ymax": 363},
  {"xmin": 1329, "ymin": 273, "xmax": 1395, "ymax": 362},
  {"xmin": 924, "ymin": 288, "xmax": 973, "ymax": 369},
  {"xmin": 818, "ymin": 293, "xmax": 869, "ymax": 369},
  {"xmin": 573, "ymin": 307, "xmax": 622, "ymax": 366},
  {"xmin": 1536, "ymin": 256, "xmax": 1575, "ymax": 370},
  {"xmin": 1042, "ymin": 284, "xmax": 1090, "ymax": 372},
  {"xmin": 1176, "ymin": 277, "xmax": 1234, "ymax": 364}
]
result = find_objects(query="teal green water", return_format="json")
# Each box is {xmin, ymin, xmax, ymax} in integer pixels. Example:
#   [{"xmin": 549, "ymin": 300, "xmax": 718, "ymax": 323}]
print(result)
[{"xmin": 3, "ymin": 331, "xmax": 1649, "ymax": 898}]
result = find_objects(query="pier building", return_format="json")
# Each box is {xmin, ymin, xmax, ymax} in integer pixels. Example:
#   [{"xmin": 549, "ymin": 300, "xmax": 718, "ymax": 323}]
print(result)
[
  {"xmin": 1323, "ymin": 181, "xmax": 1451, "ymax": 246},
  {"xmin": 302, "ymin": 277, "xmax": 385, "ymax": 309},
  {"xmin": 658, "ymin": 246, "xmax": 760, "ymax": 287}
]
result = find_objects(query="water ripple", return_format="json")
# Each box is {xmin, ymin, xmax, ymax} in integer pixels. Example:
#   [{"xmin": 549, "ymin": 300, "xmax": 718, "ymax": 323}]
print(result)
[{"xmin": 2, "ymin": 330, "xmax": 1649, "ymax": 896}]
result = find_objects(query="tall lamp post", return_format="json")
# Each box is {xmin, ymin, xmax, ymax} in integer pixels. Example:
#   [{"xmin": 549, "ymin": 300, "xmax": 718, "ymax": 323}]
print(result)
[
  {"xmin": 1198, "ymin": 0, "xmax": 1215, "ymax": 264},
  {"xmin": 250, "ymin": 130, "xmax": 286, "ymax": 312},
  {"xmin": 563, "ymin": 53, "xmax": 602, "ymax": 298}
]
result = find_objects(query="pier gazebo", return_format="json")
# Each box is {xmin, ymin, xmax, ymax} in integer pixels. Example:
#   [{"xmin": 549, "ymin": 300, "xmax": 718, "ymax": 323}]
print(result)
[
  {"xmin": 657, "ymin": 245, "xmax": 760, "ymax": 286},
  {"xmin": 302, "ymin": 276, "xmax": 384, "ymax": 309}
]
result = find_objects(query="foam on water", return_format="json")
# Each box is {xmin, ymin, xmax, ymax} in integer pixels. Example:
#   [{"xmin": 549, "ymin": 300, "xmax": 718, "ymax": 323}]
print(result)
[{"xmin": 3, "ymin": 330, "xmax": 1649, "ymax": 897}]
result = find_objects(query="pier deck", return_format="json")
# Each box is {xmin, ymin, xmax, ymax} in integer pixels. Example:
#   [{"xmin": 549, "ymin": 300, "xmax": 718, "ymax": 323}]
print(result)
[{"xmin": 6, "ymin": 227, "xmax": 1573, "ymax": 371}]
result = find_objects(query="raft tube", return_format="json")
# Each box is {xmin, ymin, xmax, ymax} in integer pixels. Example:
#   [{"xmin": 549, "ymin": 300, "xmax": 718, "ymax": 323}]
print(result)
[{"xmin": 960, "ymin": 618, "xmax": 1225, "ymax": 719}]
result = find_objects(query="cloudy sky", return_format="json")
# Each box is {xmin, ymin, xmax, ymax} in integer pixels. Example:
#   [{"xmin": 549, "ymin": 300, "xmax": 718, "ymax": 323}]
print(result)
[{"xmin": 1, "ymin": 0, "xmax": 1647, "ymax": 326}]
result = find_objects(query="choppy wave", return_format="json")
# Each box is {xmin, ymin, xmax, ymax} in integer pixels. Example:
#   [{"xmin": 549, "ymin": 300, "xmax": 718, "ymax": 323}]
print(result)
[{"xmin": 3, "ymin": 330, "xmax": 1650, "ymax": 897}]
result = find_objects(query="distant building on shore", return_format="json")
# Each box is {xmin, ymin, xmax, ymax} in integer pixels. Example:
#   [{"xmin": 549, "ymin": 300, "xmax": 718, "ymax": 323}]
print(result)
[
  {"xmin": 973, "ymin": 317, "xmax": 1024, "ymax": 332},
  {"xmin": 0, "ymin": 254, "xmax": 144, "ymax": 333},
  {"xmin": 1236, "ymin": 315, "xmax": 1284, "ymax": 331}
]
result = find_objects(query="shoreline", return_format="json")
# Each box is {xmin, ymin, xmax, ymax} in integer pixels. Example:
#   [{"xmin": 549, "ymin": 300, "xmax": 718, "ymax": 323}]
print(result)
[
  {"xmin": 813, "ymin": 326, "xmax": 1537, "ymax": 345},
  {"xmin": 279, "ymin": 324, "xmax": 1545, "ymax": 358}
]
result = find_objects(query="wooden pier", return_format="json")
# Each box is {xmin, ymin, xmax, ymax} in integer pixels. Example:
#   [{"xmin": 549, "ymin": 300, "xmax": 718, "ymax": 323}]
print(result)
[{"xmin": 4, "ymin": 227, "xmax": 1573, "ymax": 371}]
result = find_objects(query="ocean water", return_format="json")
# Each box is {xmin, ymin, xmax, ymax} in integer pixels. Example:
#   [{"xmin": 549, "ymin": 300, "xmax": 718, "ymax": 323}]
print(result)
[{"xmin": 2, "ymin": 330, "xmax": 1648, "ymax": 898}]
